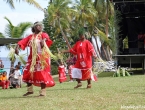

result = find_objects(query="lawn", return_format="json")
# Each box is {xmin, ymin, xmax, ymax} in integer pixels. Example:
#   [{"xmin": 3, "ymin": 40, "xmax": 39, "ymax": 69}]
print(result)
[{"xmin": 0, "ymin": 73, "xmax": 145, "ymax": 110}]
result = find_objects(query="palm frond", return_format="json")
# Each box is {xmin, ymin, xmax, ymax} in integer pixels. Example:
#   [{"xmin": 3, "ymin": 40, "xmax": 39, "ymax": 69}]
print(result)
[
  {"xmin": 24, "ymin": 0, "xmax": 44, "ymax": 11},
  {"xmin": 0, "ymin": 32, "xmax": 5, "ymax": 38},
  {"xmin": 5, "ymin": 0, "xmax": 15, "ymax": 9}
]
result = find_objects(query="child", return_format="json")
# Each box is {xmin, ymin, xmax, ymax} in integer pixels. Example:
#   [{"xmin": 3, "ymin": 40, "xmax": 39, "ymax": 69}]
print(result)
[
  {"xmin": 58, "ymin": 60, "xmax": 67, "ymax": 83},
  {"xmin": 9, "ymin": 65, "xmax": 21, "ymax": 88}
]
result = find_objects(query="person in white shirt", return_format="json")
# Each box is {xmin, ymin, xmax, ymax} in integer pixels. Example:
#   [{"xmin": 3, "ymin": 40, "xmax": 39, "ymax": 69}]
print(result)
[{"xmin": 9, "ymin": 65, "xmax": 21, "ymax": 88}]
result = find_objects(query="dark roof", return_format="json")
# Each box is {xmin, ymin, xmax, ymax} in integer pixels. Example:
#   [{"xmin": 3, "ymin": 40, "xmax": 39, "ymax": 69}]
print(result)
[
  {"xmin": 0, "ymin": 38, "xmax": 22, "ymax": 46},
  {"xmin": 112, "ymin": 0, "xmax": 145, "ymax": 3}
]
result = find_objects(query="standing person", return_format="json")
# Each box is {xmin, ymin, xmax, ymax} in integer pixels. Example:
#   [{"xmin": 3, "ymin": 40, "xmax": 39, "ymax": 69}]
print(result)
[
  {"xmin": 9, "ymin": 65, "xmax": 21, "ymax": 88},
  {"xmin": 15, "ymin": 22, "xmax": 55, "ymax": 96},
  {"xmin": 17, "ymin": 62, "xmax": 23, "ymax": 87},
  {"xmin": 62, "ymin": 28, "xmax": 97, "ymax": 89},
  {"xmin": 18, "ymin": 62, "xmax": 23, "ymax": 75},
  {"xmin": 58, "ymin": 59, "xmax": 67, "ymax": 83}
]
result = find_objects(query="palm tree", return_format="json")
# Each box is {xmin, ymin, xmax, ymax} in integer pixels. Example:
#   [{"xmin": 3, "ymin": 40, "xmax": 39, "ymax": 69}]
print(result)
[
  {"xmin": 4, "ymin": 0, "xmax": 44, "ymax": 11},
  {"xmin": 94, "ymin": 0, "xmax": 114, "ymax": 60},
  {"xmin": 72, "ymin": 0, "xmax": 103, "ymax": 59},
  {"xmin": 4, "ymin": 17, "xmax": 32, "ymax": 38},
  {"xmin": 74, "ymin": 0, "xmax": 97, "ymax": 28},
  {"xmin": 47, "ymin": 0, "xmax": 74, "ymax": 49},
  {"xmin": 94, "ymin": 0, "xmax": 114, "ymax": 36},
  {"xmin": 3, "ymin": 16, "xmax": 32, "ymax": 68}
]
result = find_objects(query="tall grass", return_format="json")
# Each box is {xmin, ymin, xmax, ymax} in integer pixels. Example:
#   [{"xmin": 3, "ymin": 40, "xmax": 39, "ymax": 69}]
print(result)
[{"xmin": 0, "ymin": 75, "xmax": 145, "ymax": 110}]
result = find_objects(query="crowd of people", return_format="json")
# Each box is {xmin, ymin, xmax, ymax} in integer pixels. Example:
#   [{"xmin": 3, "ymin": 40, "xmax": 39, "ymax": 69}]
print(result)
[
  {"xmin": 0, "ymin": 60, "xmax": 23, "ymax": 89},
  {"xmin": 0, "ymin": 22, "xmax": 98, "ymax": 97}
]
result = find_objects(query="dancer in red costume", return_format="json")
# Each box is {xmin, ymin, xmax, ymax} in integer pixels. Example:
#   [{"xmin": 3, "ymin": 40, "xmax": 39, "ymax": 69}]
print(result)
[
  {"xmin": 15, "ymin": 22, "xmax": 55, "ymax": 96},
  {"xmin": 62, "ymin": 28, "xmax": 97, "ymax": 88},
  {"xmin": 58, "ymin": 60, "xmax": 67, "ymax": 83}
]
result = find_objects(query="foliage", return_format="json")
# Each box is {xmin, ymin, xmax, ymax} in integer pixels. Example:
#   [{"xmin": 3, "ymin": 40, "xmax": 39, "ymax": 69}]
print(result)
[
  {"xmin": 74, "ymin": 0, "xmax": 97, "ymax": 27},
  {"xmin": 4, "ymin": 0, "xmax": 44, "ymax": 11},
  {"xmin": 0, "ymin": 32, "xmax": 5, "ymax": 38},
  {"xmin": 4, "ymin": 17, "xmax": 32, "ymax": 38},
  {"xmin": 112, "ymin": 10, "xmax": 123, "ymax": 55},
  {"xmin": 113, "ymin": 67, "xmax": 130, "ymax": 77},
  {"xmin": 43, "ymin": 11, "xmax": 67, "ymax": 54}
]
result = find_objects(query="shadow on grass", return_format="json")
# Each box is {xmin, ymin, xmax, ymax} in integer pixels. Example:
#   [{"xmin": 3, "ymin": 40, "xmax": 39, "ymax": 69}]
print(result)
[
  {"xmin": 130, "ymin": 92, "xmax": 145, "ymax": 95},
  {"xmin": 0, "ymin": 95, "xmax": 42, "ymax": 99},
  {"xmin": 47, "ymin": 87, "xmax": 89, "ymax": 91}
]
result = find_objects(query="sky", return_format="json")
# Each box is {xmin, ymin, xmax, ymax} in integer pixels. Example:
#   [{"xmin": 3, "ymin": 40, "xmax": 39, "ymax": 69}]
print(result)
[{"xmin": 0, "ymin": 0, "xmax": 49, "ymax": 57}]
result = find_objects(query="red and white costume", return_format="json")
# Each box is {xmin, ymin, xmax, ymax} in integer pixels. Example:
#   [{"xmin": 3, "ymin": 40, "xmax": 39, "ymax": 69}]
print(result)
[
  {"xmin": 18, "ymin": 32, "xmax": 55, "ymax": 87},
  {"xmin": 68, "ymin": 65, "xmax": 74, "ymax": 80},
  {"xmin": 70, "ymin": 40, "xmax": 96, "ymax": 80},
  {"xmin": 58, "ymin": 65, "xmax": 67, "ymax": 83}
]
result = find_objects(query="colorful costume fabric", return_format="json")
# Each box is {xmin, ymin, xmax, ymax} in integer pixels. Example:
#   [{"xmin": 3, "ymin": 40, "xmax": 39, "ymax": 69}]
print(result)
[
  {"xmin": 0, "ymin": 75, "xmax": 10, "ymax": 89},
  {"xmin": 70, "ymin": 40, "xmax": 96, "ymax": 80},
  {"xmin": 68, "ymin": 65, "xmax": 74, "ymax": 80},
  {"xmin": 58, "ymin": 65, "xmax": 67, "ymax": 83},
  {"xmin": 18, "ymin": 32, "xmax": 55, "ymax": 87}
]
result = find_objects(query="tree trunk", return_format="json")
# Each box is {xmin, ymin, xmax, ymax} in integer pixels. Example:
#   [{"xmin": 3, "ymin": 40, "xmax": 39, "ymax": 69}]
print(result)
[
  {"xmin": 9, "ymin": 61, "xmax": 15, "ymax": 74},
  {"xmin": 93, "ymin": 36, "xmax": 102, "ymax": 58},
  {"xmin": 58, "ymin": 18, "xmax": 71, "ymax": 49},
  {"xmin": 105, "ymin": 0, "xmax": 112, "ymax": 61},
  {"xmin": 102, "ymin": 44, "xmax": 109, "ymax": 61}
]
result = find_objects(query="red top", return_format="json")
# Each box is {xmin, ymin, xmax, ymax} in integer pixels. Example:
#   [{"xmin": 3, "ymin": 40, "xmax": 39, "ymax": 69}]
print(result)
[{"xmin": 70, "ymin": 40, "xmax": 96, "ymax": 69}]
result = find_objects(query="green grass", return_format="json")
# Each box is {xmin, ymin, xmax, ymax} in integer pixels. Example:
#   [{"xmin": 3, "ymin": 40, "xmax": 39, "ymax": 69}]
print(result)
[{"xmin": 0, "ymin": 74, "xmax": 145, "ymax": 110}]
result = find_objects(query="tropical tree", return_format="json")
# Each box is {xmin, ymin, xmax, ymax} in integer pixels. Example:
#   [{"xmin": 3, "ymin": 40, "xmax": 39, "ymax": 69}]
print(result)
[
  {"xmin": 94, "ymin": 0, "xmax": 114, "ymax": 36},
  {"xmin": 73, "ymin": 0, "xmax": 102, "ymax": 58},
  {"xmin": 3, "ymin": 17, "xmax": 32, "ymax": 68},
  {"xmin": 47, "ymin": 0, "xmax": 73, "ymax": 49},
  {"xmin": 43, "ymin": 9, "xmax": 67, "ymax": 54},
  {"xmin": 94, "ymin": 0, "xmax": 114, "ymax": 60},
  {"xmin": 0, "ymin": 33, "xmax": 5, "ymax": 38},
  {"xmin": 4, "ymin": 0, "xmax": 44, "ymax": 11},
  {"xmin": 74, "ymin": 0, "xmax": 97, "ymax": 28}
]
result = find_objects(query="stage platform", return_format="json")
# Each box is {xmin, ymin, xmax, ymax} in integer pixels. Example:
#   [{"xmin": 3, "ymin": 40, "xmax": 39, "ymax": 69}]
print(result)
[{"xmin": 114, "ymin": 54, "xmax": 145, "ymax": 73}]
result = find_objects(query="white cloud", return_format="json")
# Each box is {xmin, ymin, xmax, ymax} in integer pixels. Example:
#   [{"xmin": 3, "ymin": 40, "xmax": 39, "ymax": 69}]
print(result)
[{"xmin": 0, "ymin": 12, "xmax": 45, "ymax": 35}]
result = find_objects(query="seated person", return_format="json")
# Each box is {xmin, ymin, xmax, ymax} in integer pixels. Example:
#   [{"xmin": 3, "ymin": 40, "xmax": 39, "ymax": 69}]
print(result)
[
  {"xmin": 9, "ymin": 65, "xmax": 21, "ymax": 88},
  {"xmin": 0, "ymin": 63, "xmax": 6, "ymax": 73},
  {"xmin": 0, "ymin": 71, "xmax": 10, "ymax": 89}
]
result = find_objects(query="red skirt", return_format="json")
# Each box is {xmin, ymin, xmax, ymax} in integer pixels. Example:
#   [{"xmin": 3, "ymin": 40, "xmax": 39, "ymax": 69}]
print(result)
[
  {"xmin": 23, "ymin": 59, "xmax": 55, "ymax": 87},
  {"xmin": 58, "ymin": 72, "xmax": 67, "ymax": 83},
  {"xmin": 81, "ymin": 69, "xmax": 91, "ymax": 80}
]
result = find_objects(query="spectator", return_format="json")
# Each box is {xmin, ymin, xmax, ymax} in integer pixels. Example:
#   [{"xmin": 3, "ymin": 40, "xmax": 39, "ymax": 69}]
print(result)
[
  {"xmin": 0, "ymin": 72, "xmax": 10, "ymax": 89},
  {"xmin": 17, "ymin": 62, "xmax": 23, "ymax": 75},
  {"xmin": 9, "ymin": 65, "xmax": 21, "ymax": 88},
  {"xmin": 18, "ymin": 62, "xmax": 23, "ymax": 87}
]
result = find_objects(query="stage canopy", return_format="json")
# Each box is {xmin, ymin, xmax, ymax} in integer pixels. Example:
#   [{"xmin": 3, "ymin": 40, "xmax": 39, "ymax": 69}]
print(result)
[
  {"xmin": 0, "ymin": 38, "xmax": 22, "ymax": 46},
  {"xmin": 113, "ymin": 0, "xmax": 145, "ymax": 50}
]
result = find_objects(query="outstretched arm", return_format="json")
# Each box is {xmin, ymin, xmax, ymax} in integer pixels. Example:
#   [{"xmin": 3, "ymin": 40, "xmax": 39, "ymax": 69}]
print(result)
[
  {"xmin": 15, "ymin": 44, "xmax": 20, "ymax": 55},
  {"xmin": 61, "ymin": 50, "xmax": 70, "ymax": 53}
]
